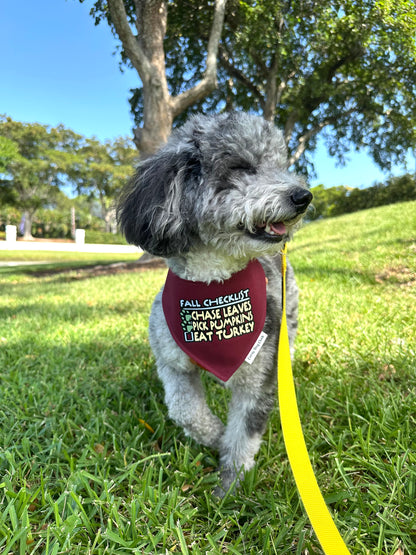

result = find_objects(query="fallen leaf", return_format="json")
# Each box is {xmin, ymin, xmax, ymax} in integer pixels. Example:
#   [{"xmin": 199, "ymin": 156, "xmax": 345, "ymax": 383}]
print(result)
[
  {"xmin": 202, "ymin": 466, "xmax": 215, "ymax": 474},
  {"xmin": 138, "ymin": 418, "xmax": 155, "ymax": 433}
]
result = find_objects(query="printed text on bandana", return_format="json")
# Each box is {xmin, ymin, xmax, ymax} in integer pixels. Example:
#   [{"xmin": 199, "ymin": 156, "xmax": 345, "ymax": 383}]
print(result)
[{"xmin": 179, "ymin": 288, "xmax": 255, "ymax": 343}]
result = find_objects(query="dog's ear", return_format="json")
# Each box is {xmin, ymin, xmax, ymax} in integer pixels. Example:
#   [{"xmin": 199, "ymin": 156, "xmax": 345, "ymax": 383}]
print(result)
[{"xmin": 117, "ymin": 145, "xmax": 201, "ymax": 257}]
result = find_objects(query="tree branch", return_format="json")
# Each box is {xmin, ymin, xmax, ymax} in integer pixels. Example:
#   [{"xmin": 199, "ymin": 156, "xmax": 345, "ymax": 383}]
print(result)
[
  {"xmin": 284, "ymin": 110, "xmax": 299, "ymax": 146},
  {"xmin": 263, "ymin": 14, "xmax": 290, "ymax": 120},
  {"xmin": 287, "ymin": 108, "xmax": 357, "ymax": 167},
  {"xmin": 284, "ymin": 45, "xmax": 363, "ymax": 148},
  {"xmin": 171, "ymin": 0, "xmax": 227, "ymax": 118},
  {"xmin": 218, "ymin": 45, "xmax": 264, "ymax": 105},
  {"xmin": 287, "ymin": 121, "xmax": 329, "ymax": 167},
  {"xmin": 107, "ymin": 0, "xmax": 152, "ymax": 79},
  {"xmin": 276, "ymin": 70, "xmax": 296, "ymax": 107}
]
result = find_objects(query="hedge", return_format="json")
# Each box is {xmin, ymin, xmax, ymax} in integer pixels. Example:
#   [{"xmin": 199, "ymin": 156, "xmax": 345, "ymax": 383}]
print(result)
[{"xmin": 84, "ymin": 230, "xmax": 128, "ymax": 245}]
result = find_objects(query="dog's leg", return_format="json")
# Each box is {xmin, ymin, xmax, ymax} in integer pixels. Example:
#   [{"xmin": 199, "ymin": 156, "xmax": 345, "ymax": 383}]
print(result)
[
  {"xmin": 216, "ymin": 382, "xmax": 276, "ymax": 495},
  {"xmin": 150, "ymin": 293, "xmax": 225, "ymax": 449},
  {"xmin": 157, "ymin": 364, "xmax": 225, "ymax": 449}
]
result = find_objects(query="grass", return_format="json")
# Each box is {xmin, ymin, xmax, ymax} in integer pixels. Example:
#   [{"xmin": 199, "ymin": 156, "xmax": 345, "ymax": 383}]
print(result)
[
  {"xmin": 0, "ymin": 251, "xmax": 142, "ymax": 281},
  {"xmin": 0, "ymin": 200, "xmax": 415, "ymax": 554}
]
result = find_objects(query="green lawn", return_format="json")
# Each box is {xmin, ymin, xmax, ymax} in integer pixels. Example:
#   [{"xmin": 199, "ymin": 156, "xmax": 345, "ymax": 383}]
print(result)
[{"xmin": 1, "ymin": 201, "xmax": 415, "ymax": 554}]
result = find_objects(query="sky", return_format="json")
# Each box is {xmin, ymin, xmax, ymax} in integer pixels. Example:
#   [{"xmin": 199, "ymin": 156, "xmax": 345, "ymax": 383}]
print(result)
[{"xmin": 1, "ymin": 0, "xmax": 412, "ymax": 189}]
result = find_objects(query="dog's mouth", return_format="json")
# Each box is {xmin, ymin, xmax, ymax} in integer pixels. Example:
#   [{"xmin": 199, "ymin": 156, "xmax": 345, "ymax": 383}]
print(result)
[{"xmin": 244, "ymin": 221, "xmax": 288, "ymax": 242}]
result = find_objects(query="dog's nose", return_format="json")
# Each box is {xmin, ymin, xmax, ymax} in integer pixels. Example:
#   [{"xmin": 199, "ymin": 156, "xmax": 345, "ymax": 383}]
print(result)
[{"xmin": 290, "ymin": 188, "xmax": 313, "ymax": 212}]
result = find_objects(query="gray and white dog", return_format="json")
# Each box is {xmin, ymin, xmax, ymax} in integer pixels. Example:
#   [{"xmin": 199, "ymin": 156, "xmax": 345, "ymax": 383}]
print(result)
[{"xmin": 118, "ymin": 112, "xmax": 312, "ymax": 494}]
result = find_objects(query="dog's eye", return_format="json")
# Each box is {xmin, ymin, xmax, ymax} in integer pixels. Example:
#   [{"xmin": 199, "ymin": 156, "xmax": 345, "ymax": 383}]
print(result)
[{"xmin": 229, "ymin": 162, "xmax": 256, "ymax": 175}]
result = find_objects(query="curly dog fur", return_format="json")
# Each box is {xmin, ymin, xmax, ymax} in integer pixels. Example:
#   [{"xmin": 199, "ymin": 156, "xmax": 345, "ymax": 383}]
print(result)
[{"xmin": 117, "ymin": 112, "xmax": 312, "ymax": 494}]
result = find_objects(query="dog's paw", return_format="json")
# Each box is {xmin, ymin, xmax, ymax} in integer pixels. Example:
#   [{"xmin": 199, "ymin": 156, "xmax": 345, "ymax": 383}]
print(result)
[
  {"xmin": 213, "ymin": 484, "xmax": 228, "ymax": 499},
  {"xmin": 184, "ymin": 416, "xmax": 225, "ymax": 450},
  {"xmin": 213, "ymin": 467, "xmax": 241, "ymax": 498}
]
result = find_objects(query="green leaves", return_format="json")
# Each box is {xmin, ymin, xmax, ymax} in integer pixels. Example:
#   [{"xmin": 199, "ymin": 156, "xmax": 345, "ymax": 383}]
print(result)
[
  {"xmin": 83, "ymin": 0, "xmax": 416, "ymax": 174},
  {"xmin": 0, "ymin": 115, "xmax": 137, "ymax": 236},
  {"xmin": 0, "ymin": 117, "xmax": 72, "ymax": 236},
  {"xmin": 162, "ymin": 0, "xmax": 416, "ymax": 172},
  {"xmin": 0, "ymin": 136, "xmax": 20, "ymax": 173},
  {"xmin": 309, "ymin": 174, "xmax": 416, "ymax": 219},
  {"xmin": 68, "ymin": 136, "xmax": 136, "ymax": 227}
]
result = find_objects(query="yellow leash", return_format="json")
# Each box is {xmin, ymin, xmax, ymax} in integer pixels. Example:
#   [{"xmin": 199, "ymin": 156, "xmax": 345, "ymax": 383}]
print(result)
[{"xmin": 278, "ymin": 244, "xmax": 351, "ymax": 555}]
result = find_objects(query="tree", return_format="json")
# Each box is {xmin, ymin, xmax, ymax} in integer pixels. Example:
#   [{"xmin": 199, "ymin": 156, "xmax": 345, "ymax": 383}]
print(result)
[
  {"xmin": 382, "ymin": 174, "xmax": 416, "ymax": 204},
  {"xmin": 69, "ymin": 137, "xmax": 137, "ymax": 231},
  {"xmin": 308, "ymin": 184, "xmax": 350, "ymax": 219},
  {"xmin": 182, "ymin": 0, "xmax": 416, "ymax": 173},
  {"xmin": 83, "ymin": 0, "xmax": 227, "ymax": 157},
  {"xmin": 0, "ymin": 116, "xmax": 81, "ymax": 239},
  {"xmin": 32, "ymin": 191, "xmax": 109, "ymax": 238},
  {"xmin": 90, "ymin": 0, "xmax": 416, "ymax": 174},
  {"xmin": 309, "ymin": 174, "xmax": 416, "ymax": 218}
]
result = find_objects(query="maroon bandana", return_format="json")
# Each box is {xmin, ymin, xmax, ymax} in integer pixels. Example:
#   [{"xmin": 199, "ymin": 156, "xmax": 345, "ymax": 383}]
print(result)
[{"xmin": 162, "ymin": 259, "xmax": 267, "ymax": 381}]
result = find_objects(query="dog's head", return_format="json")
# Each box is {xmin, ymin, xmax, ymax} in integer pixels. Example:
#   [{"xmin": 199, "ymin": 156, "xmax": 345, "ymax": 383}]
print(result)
[{"xmin": 117, "ymin": 112, "xmax": 312, "ymax": 258}]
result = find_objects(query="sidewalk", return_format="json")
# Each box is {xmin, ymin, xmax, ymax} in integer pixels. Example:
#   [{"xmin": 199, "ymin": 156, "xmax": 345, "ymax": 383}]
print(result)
[{"xmin": 0, "ymin": 240, "xmax": 141, "ymax": 255}]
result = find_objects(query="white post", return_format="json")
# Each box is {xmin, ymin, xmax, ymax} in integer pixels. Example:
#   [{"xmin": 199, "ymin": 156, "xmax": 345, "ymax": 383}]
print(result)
[
  {"xmin": 5, "ymin": 225, "xmax": 17, "ymax": 243},
  {"xmin": 75, "ymin": 229, "xmax": 85, "ymax": 245}
]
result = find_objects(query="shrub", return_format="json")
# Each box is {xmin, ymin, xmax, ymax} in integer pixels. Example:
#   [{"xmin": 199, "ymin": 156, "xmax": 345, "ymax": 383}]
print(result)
[
  {"xmin": 309, "ymin": 173, "xmax": 416, "ymax": 219},
  {"xmin": 84, "ymin": 230, "xmax": 128, "ymax": 245}
]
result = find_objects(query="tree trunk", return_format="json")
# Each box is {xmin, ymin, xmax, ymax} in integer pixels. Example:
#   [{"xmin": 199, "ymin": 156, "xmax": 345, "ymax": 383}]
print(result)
[
  {"xmin": 133, "ymin": 0, "xmax": 172, "ymax": 156},
  {"xmin": 107, "ymin": 0, "xmax": 226, "ymax": 157},
  {"xmin": 21, "ymin": 210, "xmax": 34, "ymax": 240},
  {"xmin": 104, "ymin": 208, "xmax": 117, "ymax": 233}
]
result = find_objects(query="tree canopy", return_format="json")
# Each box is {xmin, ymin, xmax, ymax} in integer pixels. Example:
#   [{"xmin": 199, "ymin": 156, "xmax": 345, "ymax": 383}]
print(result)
[
  {"xmin": 0, "ymin": 117, "xmax": 81, "ymax": 238},
  {"xmin": 85, "ymin": 0, "xmax": 416, "ymax": 173},
  {"xmin": 69, "ymin": 137, "xmax": 137, "ymax": 231},
  {"xmin": 0, "ymin": 116, "xmax": 136, "ymax": 238},
  {"xmin": 167, "ymin": 0, "xmax": 416, "ymax": 173}
]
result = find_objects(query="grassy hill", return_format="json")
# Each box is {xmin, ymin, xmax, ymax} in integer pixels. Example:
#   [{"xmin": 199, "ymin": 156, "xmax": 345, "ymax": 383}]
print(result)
[
  {"xmin": 292, "ymin": 199, "xmax": 415, "ymax": 282},
  {"xmin": 0, "ymin": 201, "xmax": 415, "ymax": 554},
  {"xmin": 291, "ymin": 199, "xmax": 415, "ymax": 382}
]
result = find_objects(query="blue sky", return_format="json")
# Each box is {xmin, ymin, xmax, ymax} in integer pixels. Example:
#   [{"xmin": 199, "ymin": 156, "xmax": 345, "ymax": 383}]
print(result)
[{"xmin": 1, "ymin": 0, "xmax": 412, "ymax": 188}]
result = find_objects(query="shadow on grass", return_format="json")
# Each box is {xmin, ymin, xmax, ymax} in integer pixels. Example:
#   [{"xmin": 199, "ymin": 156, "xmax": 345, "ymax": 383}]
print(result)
[
  {"xmin": 0, "ymin": 295, "xmax": 153, "ymax": 321},
  {"xmin": 0, "ymin": 333, "xmax": 171, "ymax": 463},
  {"xmin": 294, "ymin": 264, "xmax": 378, "ymax": 285},
  {"xmin": 0, "ymin": 258, "xmax": 166, "ymax": 279}
]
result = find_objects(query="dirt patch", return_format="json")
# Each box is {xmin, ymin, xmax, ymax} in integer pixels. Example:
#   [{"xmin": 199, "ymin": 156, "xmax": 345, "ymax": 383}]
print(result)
[
  {"xmin": 16, "ymin": 238, "xmax": 75, "ymax": 243},
  {"xmin": 33, "ymin": 256, "xmax": 167, "ymax": 278},
  {"xmin": 375, "ymin": 266, "xmax": 415, "ymax": 287}
]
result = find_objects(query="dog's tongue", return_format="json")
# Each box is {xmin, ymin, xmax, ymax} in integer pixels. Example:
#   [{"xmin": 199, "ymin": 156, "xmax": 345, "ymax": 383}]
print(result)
[{"xmin": 270, "ymin": 222, "xmax": 286, "ymax": 235}]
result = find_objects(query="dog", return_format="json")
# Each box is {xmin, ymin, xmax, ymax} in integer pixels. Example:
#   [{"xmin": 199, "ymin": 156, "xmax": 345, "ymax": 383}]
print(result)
[{"xmin": 117, "ymin": 112, "xmax": 312, "ymax": 495}]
